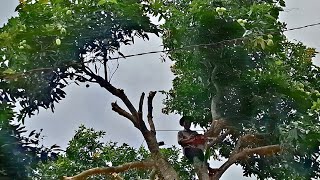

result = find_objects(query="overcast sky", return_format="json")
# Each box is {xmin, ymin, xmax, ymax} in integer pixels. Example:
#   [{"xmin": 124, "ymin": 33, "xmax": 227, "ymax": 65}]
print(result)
[{"xmin": 1, "ymin": 1, "xmax": 320, "ymax": 179}]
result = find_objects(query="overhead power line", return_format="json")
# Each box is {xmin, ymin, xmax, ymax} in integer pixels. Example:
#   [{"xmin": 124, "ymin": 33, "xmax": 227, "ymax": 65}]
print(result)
[
  {"xmin": 106, "ymin": 21, "xmax": 320, "ymax": 61},
  {"xmin": 2, "ymin": 21, "xmax": 320, "ymax": 78},
  {"xmin": 286, "ymin": 22, "xmax": 320, "ymax": 31}
]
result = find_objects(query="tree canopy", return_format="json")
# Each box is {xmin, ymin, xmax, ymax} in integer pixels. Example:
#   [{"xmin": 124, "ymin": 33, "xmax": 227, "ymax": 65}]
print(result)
[
  {"xmin": 157, "ymin": 0, "xmax": 320, "ymax": 179},
  {"xmin": 0, "ymin": 0, "xmax": 320, "ymax": 179}
]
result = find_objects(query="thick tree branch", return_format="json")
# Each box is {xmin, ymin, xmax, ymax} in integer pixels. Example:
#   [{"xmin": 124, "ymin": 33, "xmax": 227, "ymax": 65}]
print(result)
[
  {"xmin": 147, "ymin": 91, "xmax": 156, "ymax": 134},
  {"xmin": 234, "ymin": 145, "xmax": 281, "ymax": 159},
  {"xmin": 204, "ymin": 119, "xmax": 226, "ymax": 138},
  {"xmin": 207, "ymin": 129, "xmax": 231, "ymax": 148},
  {"xmin": 211, "ymin": 140, "xmax": 281, "ymax": 180},
  {"xmin": 232, "ymin": 134, "xmax": 266, "ymax": 154},
  {"xmin": 111, "ymin": 102, "xmax": 137, "ymax": 127},
  {"xmin": 62, "ymin": 161, "xmax": 156, "ymax": 180}
]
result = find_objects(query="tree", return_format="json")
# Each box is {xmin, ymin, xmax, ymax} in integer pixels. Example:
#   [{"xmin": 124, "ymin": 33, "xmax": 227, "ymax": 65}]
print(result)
[
  {"xmin": 1, "ymin": 0, "xmax": 178, "ymax": 179},
  {"xmin": 0, "ymin": 103, "xmax": 60, "ymax": 179},
  {"xmin": 155, "ymin": 0, "xmax": 320, "ymax": 179},
  {"xmin": 34, "ymin": 125, "xmax": 195, "ymax": 180},
  {"xmin": 1, "ymin": 0, "xmax": 320, "ymax": 179}
]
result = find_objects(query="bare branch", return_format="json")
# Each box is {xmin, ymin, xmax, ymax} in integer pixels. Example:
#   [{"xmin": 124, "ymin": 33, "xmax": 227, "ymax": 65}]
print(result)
[
  {"xmin": 147, "ymin": 91, "xmax": 157, "ymax": 134},
  {"xmin": 82, "ymin": 69, "xmax": 139, "ymax": 119},
  {"xmin": 138, "ymin": 92, "xmax": 145, "ymax": 121},
  {"xmin": 62, "ymin": 161, "xmax": 156, "ymax": 180},
  {"xmin": 80, "ymin": 67, "xmax": 178, "ymax": 179},
  {"xmin": 111, "ymin": 102, "xmax": 137, "ymax": 127}
]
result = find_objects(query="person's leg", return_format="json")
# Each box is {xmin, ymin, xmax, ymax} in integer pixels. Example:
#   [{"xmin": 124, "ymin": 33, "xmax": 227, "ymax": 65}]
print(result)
[
  {"xmin": 185, "ymin": 148, "xmax": 210, "ymax": 179},
  {"xmin": 185, "ymin": 148, "xmax": 205, "ymax": 163}
]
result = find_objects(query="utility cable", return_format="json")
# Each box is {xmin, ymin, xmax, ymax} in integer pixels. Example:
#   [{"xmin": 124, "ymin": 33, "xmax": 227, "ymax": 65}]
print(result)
[
  {"xmin": 285, "ymin": 22, "xmax": 320, "ymax": 31},
  {"xmin": 2, "ymin": 21, "xmax": 320, "ymax": 78},
  {"xmin": 105, "ymin": 21, "xmax": 320, "ymax": 61}
]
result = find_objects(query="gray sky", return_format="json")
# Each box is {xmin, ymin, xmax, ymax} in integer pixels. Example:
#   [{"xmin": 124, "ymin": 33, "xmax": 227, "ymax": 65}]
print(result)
[{"xmin": 1, "ymin": 0, "xmax": 320, "ymax": 179}]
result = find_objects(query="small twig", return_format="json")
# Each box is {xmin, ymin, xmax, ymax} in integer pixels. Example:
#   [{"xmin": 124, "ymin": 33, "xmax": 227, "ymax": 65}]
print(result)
[
  {"xmin": 103, "ymin": 57, "xmax": 108, "ymax": 81},
  {"xmin": 109, "ymin": 58, "xmax": 119, "ymax": 82}
]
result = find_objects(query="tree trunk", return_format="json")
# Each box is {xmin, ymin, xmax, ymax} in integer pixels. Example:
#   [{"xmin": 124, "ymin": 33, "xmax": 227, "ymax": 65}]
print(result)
[
  {"xmin": 143, "ymin": 130, "xmax": 179, "ymax": 180},
  {"xmin": 153, "ymin": 154, "xmax": 179, "ymax": 180},
  {"xmin": 193, "ymin": 157, "xmax": 210, "ymax": 180}
]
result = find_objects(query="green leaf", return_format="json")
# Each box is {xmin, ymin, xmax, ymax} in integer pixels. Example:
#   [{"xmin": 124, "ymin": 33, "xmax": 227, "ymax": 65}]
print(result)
[
  {"xmin": 97, "ymin": 0, "xmax": 107, "ymax": 6},
  {"xmin": 265, "ymin": 14, "xmax": 276, "ymax": 20},
  {"xmin": 260, "ymin": 40, "xmax": 266, "ymax": 50},
  {"xmin": 3, "ymin": 68, "xmax": 16, "ymax": 75},
  {"xmin": 109, "ymin": 0, "xmax": 117, "ymax": 4}
]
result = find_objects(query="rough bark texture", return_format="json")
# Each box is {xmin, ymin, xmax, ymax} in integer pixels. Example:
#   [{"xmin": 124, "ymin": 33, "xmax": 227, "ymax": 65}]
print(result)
[{"xmin": 193, "ymin": 158, "xmax": 210, "ymax": 180}]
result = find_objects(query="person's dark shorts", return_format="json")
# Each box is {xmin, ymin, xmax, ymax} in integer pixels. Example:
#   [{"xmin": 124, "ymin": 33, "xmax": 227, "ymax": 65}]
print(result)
[{"xmin": 184, "ymin": 147, "xmax": 204, "ymax": 162}]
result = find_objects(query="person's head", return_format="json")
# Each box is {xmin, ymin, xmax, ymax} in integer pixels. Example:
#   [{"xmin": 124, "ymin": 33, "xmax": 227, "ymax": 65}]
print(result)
[{"xmin": 179, "ymin": 116, "xmax": 193, "ymax": 130}]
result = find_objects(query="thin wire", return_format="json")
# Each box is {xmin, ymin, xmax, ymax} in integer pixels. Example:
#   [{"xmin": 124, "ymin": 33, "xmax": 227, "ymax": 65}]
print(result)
[
  {"xmin": 286, "ymin": 22, "xmax": 320, "ymax": 31},
  {"xmin": 107, "ymin": 37, "xmax": 245, "ymax": 61},
  {"xmin": 2, "ymin": 21, "xmax": 320, "ymax": 78},
  {"xmin": 105, "ymin": 22, "xmax": 320, "ymax": 61}
]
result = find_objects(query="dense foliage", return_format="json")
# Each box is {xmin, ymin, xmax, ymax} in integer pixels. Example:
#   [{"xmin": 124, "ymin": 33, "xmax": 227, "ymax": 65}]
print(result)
[
  {"xmin": 0, "ymin": 0, "xmax": 160, "ymax": 178},
  {"xmin": 0, "ymin": 0, "xmax": 320, "ymax": 179},
  {"xmin": 150, "ymin": 0, "xmax": 320, "ymax": 179},
  {"xmin": 34, "ymin": 125, "xmax": 195, "ymax": 179},
  {"xmin": 0, "ymin": 103, "xmax": 60, "ymax": 179},
  {"xmin": 0, "ymin": 0, "xmax": 159, "ymax": 120}
]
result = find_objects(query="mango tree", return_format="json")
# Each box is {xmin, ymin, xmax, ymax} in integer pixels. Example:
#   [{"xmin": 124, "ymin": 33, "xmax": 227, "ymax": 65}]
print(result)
[{"xmin": 1, "ymin": 0, "xmax": 320, "ymax": 179}]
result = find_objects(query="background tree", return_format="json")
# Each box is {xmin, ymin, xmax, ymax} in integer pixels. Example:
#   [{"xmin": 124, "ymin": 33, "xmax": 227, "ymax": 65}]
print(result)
[
  {"xmin": 34, "ymin": 125, "xmax": 195, "ymax": 180},
  {"xmin": 1, "ymin": 0, "xmax": 178, "ymax": 179},
  {"xmin": 0, "ymin": 103, "xmax": 60, "ymax": 179}
]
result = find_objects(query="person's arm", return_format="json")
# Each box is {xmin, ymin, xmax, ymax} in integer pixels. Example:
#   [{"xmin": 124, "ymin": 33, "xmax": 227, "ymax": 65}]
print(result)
[{"xmin": 178, "ymin": 131, "xmax": 195, "ymax": 146}]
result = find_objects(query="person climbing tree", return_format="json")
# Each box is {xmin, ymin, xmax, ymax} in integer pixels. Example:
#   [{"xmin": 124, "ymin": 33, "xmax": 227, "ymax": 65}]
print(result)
[{"xmin": 177, "ymin": 116, "xmax": 217, "ymax": 178}]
